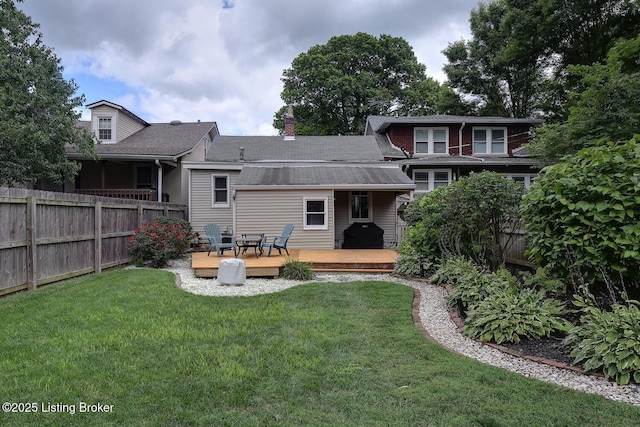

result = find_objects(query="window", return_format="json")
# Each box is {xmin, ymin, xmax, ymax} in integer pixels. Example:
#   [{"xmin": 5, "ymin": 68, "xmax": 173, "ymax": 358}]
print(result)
[
  {"xmin": 98, "ymin": 117, "xmax": 112, "ymax": 141},
  {"xmin": 415, "ymin": 127, "xmax": 448, "ymax": 155},
  {"xmin": 304, "ymin": 197, "xmax": 328, "ymax": 230},
  {"xmin": 211, "ymin": 175, "xmax": 229, "ymax": 207},
  {"xmin": 413, "ymin": 169, "xmax": 452, "ymax": 192},
  {"xmin": 135, "ymin": 165, "xmax": 153, "ymax": 189},
  {"xmin": 473, "ymin": 127, "xmax": 507, "ymax": 154},
  {"xmin": 504, "ymin": 173, "xmax": 538, "ymax": 189},
  {"xmin": 350, "ymin": 191, "xmax": 372, "ymax": 222}
]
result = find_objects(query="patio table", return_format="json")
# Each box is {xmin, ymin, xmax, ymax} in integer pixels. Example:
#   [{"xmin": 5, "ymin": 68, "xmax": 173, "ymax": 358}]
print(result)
[{"xmin": 236, "ymin": 234, "xmax": 264, "ymax": 258}]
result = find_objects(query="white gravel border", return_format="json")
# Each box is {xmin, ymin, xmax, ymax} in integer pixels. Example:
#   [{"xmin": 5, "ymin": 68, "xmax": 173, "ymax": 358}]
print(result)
[{"xmin": 160, "ymin": 258, "xmax": 640, "ymax": 407}]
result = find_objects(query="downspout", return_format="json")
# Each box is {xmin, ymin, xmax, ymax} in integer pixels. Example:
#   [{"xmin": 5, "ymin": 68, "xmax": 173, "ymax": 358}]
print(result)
[
  {"xmin": 458, "ymin": 122, "xmax": 466, "ymax": 157},
  {"xmin": 155, "ymin": 159, "xmax": 163, "ymax": 202}
]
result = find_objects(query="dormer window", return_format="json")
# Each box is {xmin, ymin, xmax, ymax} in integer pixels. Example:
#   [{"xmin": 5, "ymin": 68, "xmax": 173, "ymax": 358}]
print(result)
[
  {"xmin": 473, "ymin": 127, "xmax": 507, "ymax": 154},
  {"xmin": 98, "ymin": 117, "xmax": 113, "ymax": 141},
  {"xmin": 414, "ymin": 127, "xmax": 448, "ymax": 155}
]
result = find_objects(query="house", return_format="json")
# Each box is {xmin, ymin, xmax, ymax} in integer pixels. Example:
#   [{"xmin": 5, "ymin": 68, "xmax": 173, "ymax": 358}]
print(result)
[
  {"xmin": 365, "ymin": 115, "xmax": 544, "ymax": 192},
  {"xmin": 61, "ymin": 100, "xmax": 219, "ymax": 205},
  {"xmin": 185, "ymin": 108, "xmax": 416, "ymax": 249}
]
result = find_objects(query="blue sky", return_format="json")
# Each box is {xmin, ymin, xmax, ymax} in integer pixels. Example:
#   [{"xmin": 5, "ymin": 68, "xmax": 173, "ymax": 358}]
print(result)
[{"xmin": 19, "ymin": 0, "xmax": 477, "ymax": 135}]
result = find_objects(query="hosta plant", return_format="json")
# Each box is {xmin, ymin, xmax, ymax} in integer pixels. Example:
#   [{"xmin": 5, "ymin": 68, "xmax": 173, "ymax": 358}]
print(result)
[
  {"xmin": 463, "ymin": 288, "xmax": 572, "ymax": 344},
  {"xmin": 564, "ymin": 297, "xmax": 640, "ymax": 385}
]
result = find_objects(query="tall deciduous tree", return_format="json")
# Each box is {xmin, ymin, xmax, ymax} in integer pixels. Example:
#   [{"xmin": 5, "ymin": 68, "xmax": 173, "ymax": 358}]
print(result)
[
  {"xmin": 0, "ymin": 0, "xmax": 94, "ymax": 187},
  {"xmin": 443, "ymin": 0, "xmax": 639, "ymax": 121},
  {"xmin": 274, "ymin": 33, "xmax": 469, "ymax": 135},
  {"xmin": 528, "ymin": 35, "xmax": 640, "ymax": 166}
]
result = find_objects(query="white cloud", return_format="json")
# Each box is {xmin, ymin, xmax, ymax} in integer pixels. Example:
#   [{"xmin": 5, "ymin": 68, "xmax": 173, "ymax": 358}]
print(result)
[{"xmin": 19, "ymin": 0, "xmax": 476, "ymax": 135}]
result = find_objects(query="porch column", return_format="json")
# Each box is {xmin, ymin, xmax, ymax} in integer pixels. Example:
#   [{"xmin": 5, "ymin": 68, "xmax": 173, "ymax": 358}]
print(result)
[{"xmin": 155, "ymin": 159, "xmax": 163, "ymax": 202}]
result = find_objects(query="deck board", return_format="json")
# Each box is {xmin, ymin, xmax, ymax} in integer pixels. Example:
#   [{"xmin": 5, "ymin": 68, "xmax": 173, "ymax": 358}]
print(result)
[{"xmin": 192, "ymin": 249, "xmax": 398, "ymax": 278}]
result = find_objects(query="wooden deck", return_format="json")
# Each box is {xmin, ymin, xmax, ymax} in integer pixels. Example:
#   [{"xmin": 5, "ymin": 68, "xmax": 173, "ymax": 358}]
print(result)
[{"xmin": 192, "ymin": 249, "xmax": 399, "ymax": 278}]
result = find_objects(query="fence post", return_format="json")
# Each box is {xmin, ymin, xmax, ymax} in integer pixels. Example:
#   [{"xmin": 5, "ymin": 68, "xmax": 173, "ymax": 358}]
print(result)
[
  {"xmin": 26, "ymin": 196, "xmax": 37, "ymax": 291},
  {"xmin": 95, "ymin": 201, "xmax": 102, "ymax": 274}
]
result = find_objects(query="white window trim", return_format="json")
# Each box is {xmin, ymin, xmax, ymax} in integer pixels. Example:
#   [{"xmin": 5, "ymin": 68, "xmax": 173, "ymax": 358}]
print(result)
[
  {"xmin": 472, "ymin": 127, "xmax": 508, "ymax": 155},
  {"xmin": 413, "ymin": 169, "xmax": 452, "ymax": 193},
  {"xmin": 211, "ymin": 174, "xmax": 230, "ymax": 208},
  {"xmin": 303, "ymin": 196, "xmax": 328, "ymax": 230},
  {"xmin": 349, "ymin": 191, "xmax": 372, "ymax": 223},
  {"xmin": 414, "ymin": 127, "xmax": 449, "ymax": 155},
  {"xmin": 504, "ymin": 173, "xmax": 538, "ymax": 189},
  {"xmin": 94, "ymin": 114, "xmax": 117, "ymax": 143}
]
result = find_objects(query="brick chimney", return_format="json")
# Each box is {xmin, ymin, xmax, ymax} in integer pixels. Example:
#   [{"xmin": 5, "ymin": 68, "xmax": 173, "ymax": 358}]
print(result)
[{"xmin": 284, "ymin": 105, "xmax": 295, "ymax": 140}]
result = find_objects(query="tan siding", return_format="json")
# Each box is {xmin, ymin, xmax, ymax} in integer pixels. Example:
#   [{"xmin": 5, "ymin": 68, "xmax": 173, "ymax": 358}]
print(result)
[
  {"xmin": 334, "ymin": 191, "xmax": 349, "ymax": 248},
  {"xmin": 236, "ymin": 190, "xmax": 334, "ymax": 249},
  {"xmin": 189, "ymin": 170, "xmax": 238, "ymax": 236},
  {"xmin": 117, "ymin": 112, "xmax": 146, "ymax": 141},
  {"xmin": 372, "ymin": 192, "xmax": 399, "ymax": 247}
]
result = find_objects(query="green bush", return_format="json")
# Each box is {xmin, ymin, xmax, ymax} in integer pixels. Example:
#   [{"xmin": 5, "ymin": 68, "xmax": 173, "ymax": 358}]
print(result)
[
  {"xmin": 463, "ymin": 288, "xmax": 572, "ymax": 344},
  {"xmin": 128, "ymin": 217, "xmax": 196, "ymax": 268},
  {"xmin": 564, "ymin": 297, "xmax": 640, "ymax": 385},
  {"xmin": 521, "ymin": 136, "xmax": 640, "ymax": 296},
  {"xmin": 429, "ymin": 256, "xmax": 485, "ymax": 287},
  {"xmin": 281, "ymin": 258, "xmax": 315, "ymax": 280},
  {"xmin": 400, "ymin": 172, "xmax": 524, "ymax": 271},
  {"xmin": 393, "ymin": 250, "xmax": 430, "ymax": 277}
]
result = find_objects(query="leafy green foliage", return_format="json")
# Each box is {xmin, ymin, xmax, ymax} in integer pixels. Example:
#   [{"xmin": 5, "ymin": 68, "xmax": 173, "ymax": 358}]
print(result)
[
  {"xmin": 529, "ymin": 35, "xmax": 640, "ymax": 165},
  {"xmin": 564, "ymin": 297, "xmax": 640, "ymax": 385},
  {"xmin": 400, "ymin": 172, "xmax": 524, "ymax": 271},
  {"xmin": 128, "ymin": 217, "xmax": 196, "ymax": 268},
  {"xmin": 0, "ymin": 0, "xmax": 95, "ymax": 186},
  {"xmin": 433, "ymin": 257, "xmax": 571, "ymax": 344},
  {"xmin": 392, "ymin": 250, "xmax": 429, "ymax": 278},
  {"xmin": 274, "ymin": 32, "xmax": 469, "ymax": 135},
  {"xmin": 521, "ymin": 137, "xmax": 640, "ymax": 293},
  {"xmin": 464, "ymin": 288, "xmax": 572, "ymax": 344},
  {"xmin": 280, "ymin": 258, "xmax": 315, "ymax": 280}
]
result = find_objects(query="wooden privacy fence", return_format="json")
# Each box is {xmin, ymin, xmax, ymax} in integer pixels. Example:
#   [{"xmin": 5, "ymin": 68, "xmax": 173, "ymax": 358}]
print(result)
[{"xmin": 0, "ymin": 187, "xmax": 188, "ymax": 296}]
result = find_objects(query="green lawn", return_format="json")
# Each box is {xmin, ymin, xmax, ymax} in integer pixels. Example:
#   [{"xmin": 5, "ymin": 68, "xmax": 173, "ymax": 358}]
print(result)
[{"xmin": 1, "ymin": 269, "xmax": 638, "ymax": 426}]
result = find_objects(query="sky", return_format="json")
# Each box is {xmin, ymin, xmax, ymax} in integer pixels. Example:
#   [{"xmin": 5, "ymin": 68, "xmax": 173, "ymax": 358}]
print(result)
[{"xmin": 18, "ymin": 0, "xmax": 479, "ymax": 136}]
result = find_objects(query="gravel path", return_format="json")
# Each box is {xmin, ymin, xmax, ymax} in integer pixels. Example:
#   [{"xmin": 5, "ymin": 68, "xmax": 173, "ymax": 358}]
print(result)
[{"xmin": 162, "ymin": 258, "xmax": 640, "ymax": 407}]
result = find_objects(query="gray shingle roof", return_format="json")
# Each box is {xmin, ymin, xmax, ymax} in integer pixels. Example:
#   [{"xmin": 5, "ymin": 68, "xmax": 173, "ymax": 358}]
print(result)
[
  {"xmin": 235, "ymin": 165, "xmax": 415, "ymax": 189},
  {"xmin": 67, "ymin": 122, "xmax": 217, "ymax": 159},
  {"xmin": 366, "ymin": 115, "xmax": 544, "ymax": 133},
  {"xmin": 206, "ymin": 135, "xmax": 384, "ymax": 162}
]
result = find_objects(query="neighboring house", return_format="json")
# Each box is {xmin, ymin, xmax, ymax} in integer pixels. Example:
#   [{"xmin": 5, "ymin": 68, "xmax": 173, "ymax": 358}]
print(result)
[
  {"xmin": 58, "ymin": 100, "xmax": 219, "ymax": 205},
  {"xmin": 185, "ymin": 108, "xmax": 416, "ymax": 249},
  {"xmin": 365, "ymin": 115, "xmax": 544, "ymax": 193}
]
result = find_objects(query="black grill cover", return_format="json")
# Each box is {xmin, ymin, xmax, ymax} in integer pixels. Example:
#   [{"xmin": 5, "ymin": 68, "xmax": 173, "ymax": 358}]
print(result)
[{"xmin": 343, "ymin": 222, "xmax": 384, "ymax": 249}]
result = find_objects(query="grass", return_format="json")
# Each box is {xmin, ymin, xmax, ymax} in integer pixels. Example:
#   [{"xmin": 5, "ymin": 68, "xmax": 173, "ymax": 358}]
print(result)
[{"xmin": 0, "ymin": 269, "xmax": 639, "ymax": 426}]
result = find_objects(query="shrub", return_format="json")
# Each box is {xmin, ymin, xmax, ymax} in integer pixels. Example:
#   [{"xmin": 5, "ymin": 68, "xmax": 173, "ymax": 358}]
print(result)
[
  {"xmin": 128, "ymin": 217, "xmax": 196, "ymax": 268},
  {"xmin": 400, "ymin": 172, "xmax": 524, "ymax": 271},
  {"xmin": 281, "ymin": 258, "xmax": 314, "ymax": 280},
  {"xmin": 564, "ymin": 297, "xmax": 640, "ymax": 385},
  {"xmin": 463, "ymin": 288, "xmax": 572, "ymax": 344},
  {"xmin": 521, "ymin": 136, "xmax": 640, "ymax": 297},
  {"xmin": 393, "ymin": 250, "xmax": 430, "ymax": 277}
]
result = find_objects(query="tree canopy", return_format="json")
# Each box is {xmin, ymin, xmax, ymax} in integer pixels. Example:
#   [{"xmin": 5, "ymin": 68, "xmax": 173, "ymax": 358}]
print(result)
[
  {"xmin": 528, "ymin": 35, "xmax": 640, "ymax": 166},
  {"xmin": 0, "ymin": 0, "xmax": 94, "ymax": 187},
  {"xmin": 443, "ymin": 0, "xmax": 639, "ymax": 120},
  {"xmin": 274, "ymin": 32, "xmax": 470, "ymax": 136}
]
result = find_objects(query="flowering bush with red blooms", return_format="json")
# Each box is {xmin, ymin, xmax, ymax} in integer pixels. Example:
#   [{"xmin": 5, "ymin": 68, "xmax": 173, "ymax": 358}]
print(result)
[{"xmin": 128, "ymin": 217, "xmax": 196, "ymax": 268}]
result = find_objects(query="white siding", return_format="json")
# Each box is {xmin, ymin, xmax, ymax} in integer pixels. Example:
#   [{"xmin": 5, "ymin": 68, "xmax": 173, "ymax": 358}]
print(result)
[
  {"xmin": 117, "ymin": 112, "xmax": 146, "ymax": 141},
  {"xmin": 235, "ymin": 189, "xmax": 334, "ymax": 249},
  {"xmin": 90, "ymin": 105, "xmax": 146, "ymax": 142},
  {"xmin": 190, "ymin": 169, "xmax": 238, "ymax": 236}
]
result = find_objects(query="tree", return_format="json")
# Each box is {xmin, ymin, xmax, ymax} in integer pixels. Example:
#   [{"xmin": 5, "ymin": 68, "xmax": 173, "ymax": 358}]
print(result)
[
  {"xmin": 521, "ymin": 137, "xmax": 640, "ymax": 300},
  {"xmin": 0, "ymin": 0, "xmax": 94, "ymax": 187},
  {"xmin": 443, "ymin": 0, "xmax": 640, "ymax": 121},
  {"xmin": 443, "ymin": 0, "xmax": 551, "ymax": 118},
  {"xmin": 274, "ymin": 33, "xmax": 470, "ymax": 136},
  {"xmin": 528, "ymin": 35, "xmax": 640, "ymax": 166}
]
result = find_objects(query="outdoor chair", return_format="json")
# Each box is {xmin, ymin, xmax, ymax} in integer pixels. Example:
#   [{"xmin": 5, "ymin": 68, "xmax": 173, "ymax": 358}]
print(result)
[
  {"xmin": 262, "ymin": 223, "xmax": 294, "ymax": 257},
  {"xmin": 205, "ymin": 223, "xmax": 237, "ymax": 257}
]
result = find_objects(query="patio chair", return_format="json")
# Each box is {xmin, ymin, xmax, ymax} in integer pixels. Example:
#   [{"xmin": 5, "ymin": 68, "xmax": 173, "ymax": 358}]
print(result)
[
  {"xmin": 262, "ymin": 223, "xmax": 294, "ymax": 257},
  {"xmin": 205, "ymin": 223, "xmax": 237, "ymax": 257}
]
